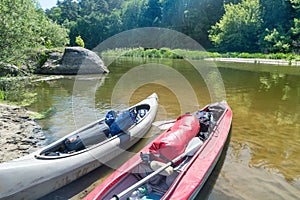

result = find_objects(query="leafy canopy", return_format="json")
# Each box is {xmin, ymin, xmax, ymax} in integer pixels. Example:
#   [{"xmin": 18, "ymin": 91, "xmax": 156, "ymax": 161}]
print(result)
[
  {"xmin": 0, "ymin": 0, "xmax": 69, "ymax": 64},
  {"xmin": 209, "ymin": 0, "xmax": 262, "ymax": 52}
]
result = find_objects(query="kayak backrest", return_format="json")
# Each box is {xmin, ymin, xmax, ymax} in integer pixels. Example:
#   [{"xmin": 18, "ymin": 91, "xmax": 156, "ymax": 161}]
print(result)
[
  {"xmin": 105, "ymin": 104, "xmax": 150, "ymax": 137},
  {"xmin": 109, "ymin": 110, "xmax": 136, "ymax": 136}
]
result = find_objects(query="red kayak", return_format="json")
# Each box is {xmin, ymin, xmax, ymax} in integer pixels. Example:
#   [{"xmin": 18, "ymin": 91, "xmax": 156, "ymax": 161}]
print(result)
[{"xmin": 84, "ymin": 101, "xmax": 232, "ymax": 200}]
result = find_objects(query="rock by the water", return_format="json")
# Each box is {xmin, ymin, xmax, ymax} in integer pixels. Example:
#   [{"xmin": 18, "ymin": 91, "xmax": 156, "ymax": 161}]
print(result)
[
  {"xmin": 36, "ymin": 47, "xmax": 109, "ymax": 75},
  {"xmin": 62, "ymin": 47, "xmax": 109, "ymax": 74},
  {"xmin": 36, "ymin": 51, "xmax": 63, "ymax": 73},
  {"xmin": 0, "ymin": 63, "xmax": 25, "ymax": 76}
]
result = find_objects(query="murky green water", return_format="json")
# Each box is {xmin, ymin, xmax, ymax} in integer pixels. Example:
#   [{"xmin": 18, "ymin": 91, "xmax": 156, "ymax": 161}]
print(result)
[{"xmin": 28, "ymin": 58, "xmax": 300, "ymax": 199}]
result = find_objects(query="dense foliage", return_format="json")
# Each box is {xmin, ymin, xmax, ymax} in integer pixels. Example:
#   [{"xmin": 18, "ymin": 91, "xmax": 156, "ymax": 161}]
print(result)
[
  {"xmin": 209, "ymin": 0, "xmax": 263, "ymax": 52},
  {"xmin": 1, "ymin": 0, "xmax": 299, "ymax": 62},
  {"xmin": 45, "ymin": 0, "xmax": 300, "ymax": 53},
  {"xmin": 0, "ymin": 0, "xmax": 69, "ymax": 65}
]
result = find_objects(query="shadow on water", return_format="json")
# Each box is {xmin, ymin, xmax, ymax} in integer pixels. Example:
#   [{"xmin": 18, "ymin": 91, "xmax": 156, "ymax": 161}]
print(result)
[
  {"xmin": 39, "ymin": 165, "xmax": 113, "ymax": 200},
  {"xmin": 195, "ymin": 129, "xmax": 232, "ymax": 200}
]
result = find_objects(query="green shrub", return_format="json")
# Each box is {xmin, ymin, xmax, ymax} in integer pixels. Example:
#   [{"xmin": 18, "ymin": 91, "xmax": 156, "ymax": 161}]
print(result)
[
  {"xmin": 45, "ymin": 40, "xmax": 53, "ymax": 49},
  {"xmin": 0, "ymin": 77, "xmax": 37, "ymax": 106},
  {"xmin": 0, "ymin": 90, "xmax": 4, "ymax": 101},
  {"xmin": 37, "ymin": 51, "xmax": 49, "ymax": 67},
  {"xmin": 75, "ymin": 36, "xmax": 85, "ymax": 48}
]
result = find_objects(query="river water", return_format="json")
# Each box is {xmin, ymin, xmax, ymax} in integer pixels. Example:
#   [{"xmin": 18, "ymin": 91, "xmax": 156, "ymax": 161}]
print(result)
[{"xmin": 28, "ymin": 57, "xmax": 300, "ymax": 200}]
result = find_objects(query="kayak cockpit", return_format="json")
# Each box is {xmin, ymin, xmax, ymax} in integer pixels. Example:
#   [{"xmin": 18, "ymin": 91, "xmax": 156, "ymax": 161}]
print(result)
[
  {"xmin": 35, "ymin": 104, "xmax": 151, "ymax": 159},
  {"xmin": 35, "ymin": 121, "xmax": 110, "ymax": 159}
]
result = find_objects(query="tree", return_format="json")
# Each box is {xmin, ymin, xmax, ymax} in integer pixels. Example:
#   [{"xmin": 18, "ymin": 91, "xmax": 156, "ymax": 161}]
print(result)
[
  {"xmin": 107, "ymin": 0, "xmax": 124, "ymax": 9},
  {"xmin": 121, "ymin": 0, "xmax": 144, "ymax": 30},
  {"xmin": 45, "ymin": 7, "xmax": 64, "ymax": 24},
  {"xmin": 161, "ymin": 0, "xmax": 186, "ymax": 31},
  {"xmin": 290, "ymin": 0, "xmax": 300, "ymax": 52},
  {"xmin": 0, "ymin": 0, "xmax": 35, "ymax": 62},
  {"xmin": 0, "ymin": 0, "xmax": 69, "ymax": 64},
  {"xmin": 79, "ymin": 0, "xmax": 109, "ymax": 16},
  {"xmin": 103, "ymin": 9, "xmax": 122, "ymax": 38},
  {"xmin": 141, "ymin": 0, "xmax": 162, "ymax": 27},
  {"xmin": 72, "ymin": 15, "xmax": 102, "ymax": 49},
  {"xmin": 260, "ymin": 0, "xmax": 294, "ymax": 32},
  {"xmin": 35, "ymin": 8, "xmax": 69, "ymax": 48},
  {"xmin": 47, "ymin": 0, "xmax": 113, "ymax": 49},
  {"xmin": 43, "ymin": 0, "xmax": 300, "ymax": 53},
  {"xmin": 258, "ymin": 0, "xmax": 300, "ymax": 53},
  {"xmin": 209, "ymin": 0, "xmax": 263, "ymax": 52},
  {"xmin": 57, "ymin": 0, "xmax": 79, "ymax": 22},
  {"xmin": 183, "ymin": 0, "xmax": 225, "ymax": 48},
  {"xmin": 262, "ymin": 28, "xmax": 291, "ymax": 53}
]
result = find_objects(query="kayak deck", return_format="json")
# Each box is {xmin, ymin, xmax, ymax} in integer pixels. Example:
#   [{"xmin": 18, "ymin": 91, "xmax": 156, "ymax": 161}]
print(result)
[{"xmin": 36, "ymin": 104, "xmax": 151, "ymax": 159}]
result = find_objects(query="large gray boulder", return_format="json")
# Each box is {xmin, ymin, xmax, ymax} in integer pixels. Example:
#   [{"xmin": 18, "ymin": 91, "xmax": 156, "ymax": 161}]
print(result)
[
  {"xmin": 36, "ymin": 47, "xmax": 109, "ymax": 75},
  {"xmin": 61, "ymin": 47, "xmax": 109, "ymax": 74}
]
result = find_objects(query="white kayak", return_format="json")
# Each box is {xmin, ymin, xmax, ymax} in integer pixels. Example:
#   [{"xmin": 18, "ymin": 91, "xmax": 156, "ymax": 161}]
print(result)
[{"xmin": 0, "ymin": 93, "xmax": 158, "ymax": 200}]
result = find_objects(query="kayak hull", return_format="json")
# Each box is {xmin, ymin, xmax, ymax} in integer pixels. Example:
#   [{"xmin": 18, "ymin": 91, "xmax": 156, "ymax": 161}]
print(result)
[
  {"xmin": 0, "ymin": 93, "xmax": 158, "ymax": 200},
  {"xmin": 167, "ymin": 102, "xmax": 232, "ymax": 199},
  {"xmin": 84, "ymin": 101, "xmax": 232, "ymax": 200}
]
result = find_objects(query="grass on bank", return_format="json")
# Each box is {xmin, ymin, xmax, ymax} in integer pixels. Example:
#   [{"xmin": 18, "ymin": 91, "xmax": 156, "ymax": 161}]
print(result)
[
  {"xmin": 0, "ymin": 76, "xmax": 57, "ymax": 120},
  {"xmin": 0, "ymin": 59, "xmax": 64, "ymax": 117},
  {"xmin": 0, "ymin": 77, "xmax": 37, "ymax": 107},
  {"xmin": 101, "ymin": 48, "xmax": 300, "ymax": 61}
]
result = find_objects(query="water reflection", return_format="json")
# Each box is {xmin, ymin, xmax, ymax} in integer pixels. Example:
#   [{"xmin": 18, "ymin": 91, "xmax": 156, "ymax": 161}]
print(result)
[
  {"xmin": 29, "ymin": 75, "xmax": 108, "ymax": 142},
  {"xmin": 223, "ymin": 67, "xmax": 300, "ymax": 183}
]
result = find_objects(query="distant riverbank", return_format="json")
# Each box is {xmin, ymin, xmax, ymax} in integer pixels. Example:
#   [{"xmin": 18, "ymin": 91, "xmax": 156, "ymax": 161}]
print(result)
[
  {"xmin": 204, "ymin": 57, "xmax": 300, "ymax": 66},
  {"xmin": 101, "ymin": 48, "xmax": 300, "ymax": 66}
]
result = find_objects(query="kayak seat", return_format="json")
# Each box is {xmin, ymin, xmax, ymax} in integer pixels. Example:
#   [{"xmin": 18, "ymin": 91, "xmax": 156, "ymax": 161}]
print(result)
[
  {"xmin": 75, "ymin": 122, "xmax": 110, "ymax": 148},
  {"xmin": 39, "ymin": 123, "xmax": 111, "ymax": 156},
  {"xmin": 64, "ymin": 136, "xmax": 85, "ymax": 152}
]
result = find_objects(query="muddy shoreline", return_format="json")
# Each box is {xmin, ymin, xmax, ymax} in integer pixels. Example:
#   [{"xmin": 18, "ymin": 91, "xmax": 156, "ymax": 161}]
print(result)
[{"xmin": 0, "ymin": 103, "xmax": 45, "ymax": 163}]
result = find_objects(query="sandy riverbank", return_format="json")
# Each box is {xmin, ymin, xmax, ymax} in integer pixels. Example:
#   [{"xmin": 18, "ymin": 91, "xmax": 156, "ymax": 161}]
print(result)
[
  {"xmin": 0, "ymin": 103, "xmax": 45, "ymax": 163},
  {"xmin": 204, "ymin": 57, "xmax": 300, "ymax": 66}
]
